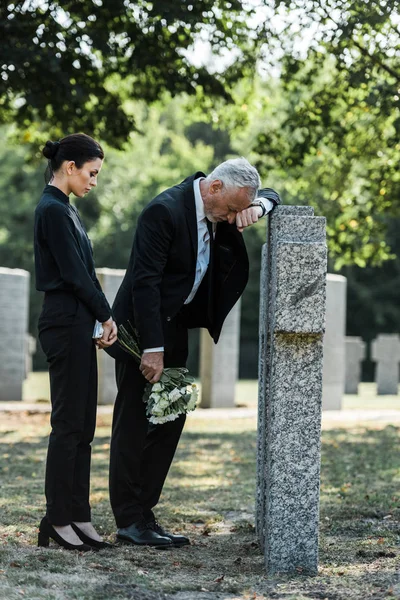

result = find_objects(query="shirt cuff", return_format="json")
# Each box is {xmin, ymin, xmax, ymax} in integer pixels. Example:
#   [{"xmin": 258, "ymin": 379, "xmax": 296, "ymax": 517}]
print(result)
[
  {"xmin": 256, "ymin": 198, "xmax": 274, "ymax": 215},
  {"xmin": 143, "ymin": 347, "xmax": 164, "ymax": 353}
]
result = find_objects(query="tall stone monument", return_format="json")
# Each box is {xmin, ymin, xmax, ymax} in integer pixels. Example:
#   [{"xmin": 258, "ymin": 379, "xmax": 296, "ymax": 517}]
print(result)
[
  {"xmin": 322, "ymin": 274, "xmax": 347, "ymax": 410},
  {"xmin": 257, "ymin": 206, "xmax": 327, "ymax": 574},
  {"xmin": 0, "ymin": 267, "xmax": 30, "ymax": 401},
  {"xmin": 96, "ymin": 268, "xmax": 125, "ymax": 404},
  {"xmin": 345, "ymin": 336, "xmax": 366, "ymax": 394},
  {"xmin": 199, "ymin": 300, "xmax": 241, "ymax": 408},
  {"xmin": 371, "ymin": 334, "xmax": 400, "ymax": 395}
]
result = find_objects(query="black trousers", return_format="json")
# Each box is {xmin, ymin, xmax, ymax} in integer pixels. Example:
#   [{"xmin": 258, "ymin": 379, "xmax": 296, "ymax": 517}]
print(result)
[
  {"xmin": 109, "ymin": 318, "xmax": 189, "ymax": 528},
  {"xmin": 38, "ymin": 292, "xmax": 97, "ymax": 526}
]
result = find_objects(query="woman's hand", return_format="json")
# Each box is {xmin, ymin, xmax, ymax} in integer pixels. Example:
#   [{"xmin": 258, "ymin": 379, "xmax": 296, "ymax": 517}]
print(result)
[{"xmin": 96, "ymin": 318, "xmax": 117, "ymax": 349}]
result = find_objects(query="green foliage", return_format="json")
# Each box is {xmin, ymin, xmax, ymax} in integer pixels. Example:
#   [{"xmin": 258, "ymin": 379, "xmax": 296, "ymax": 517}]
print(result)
[
  {"xmin": 86, "ymin": 99, "xmax": 215, "ymax": 268},
  {"xmin": 0, "ymin": 98, "xmax": 217, "ymax": 368},
  {"xmin": 254, "ymin": 0, "xmax": 400, "ymax": 268},
  {"xmin": 0, "ymin": 0, "xmax": 262, "ymax": 146}
]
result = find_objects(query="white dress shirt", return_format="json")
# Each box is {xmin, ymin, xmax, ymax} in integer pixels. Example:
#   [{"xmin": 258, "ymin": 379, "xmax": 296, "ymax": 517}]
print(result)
[{"xmin": 184, "ymin": 177, "xmax": 210, "ymax": 304}]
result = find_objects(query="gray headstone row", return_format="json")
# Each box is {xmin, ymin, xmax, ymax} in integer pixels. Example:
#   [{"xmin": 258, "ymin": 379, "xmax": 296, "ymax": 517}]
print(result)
[
  {"xmin": 345, "ymin": 334, "xmax": 400, "ymax": 396},
  {"xmin": 371, "ymin": 334, "xmax": 400, "ymax": 395},
  {"xmin": 0, "ymin": 267, "xmax": 30, "ymax": 401},
  {"xmin": 96, "ymin": 268, "xmax": 126, "ymax": 404},
  {"xmin": 345, "ymin": 336, "xmax": 366, "ymax": 394}
]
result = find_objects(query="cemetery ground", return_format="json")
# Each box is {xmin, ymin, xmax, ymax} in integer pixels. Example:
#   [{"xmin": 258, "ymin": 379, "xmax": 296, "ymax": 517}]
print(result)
[{"xmin": 0, "ymin": 380, "xmax": 399, "ymax": 600}]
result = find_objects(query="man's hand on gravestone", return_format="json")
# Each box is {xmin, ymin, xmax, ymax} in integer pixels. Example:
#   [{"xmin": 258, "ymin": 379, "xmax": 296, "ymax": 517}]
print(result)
[
  {"xmin": 140, "ymin": 351, "xmax": 164, "ymax": 383},
  {"xmin": 236, "ymin": 206, "xmax": 262, "ymax": 232}
]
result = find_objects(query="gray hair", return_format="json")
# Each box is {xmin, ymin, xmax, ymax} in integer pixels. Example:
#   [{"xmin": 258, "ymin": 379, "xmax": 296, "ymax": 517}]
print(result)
[{"xmin": 205, "ymin": 157, "xmax": 261, "ymax": 201}]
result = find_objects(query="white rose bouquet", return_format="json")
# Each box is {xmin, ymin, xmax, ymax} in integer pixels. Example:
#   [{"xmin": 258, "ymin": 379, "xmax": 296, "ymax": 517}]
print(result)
[{"xmin": 118, "ymin": 321, "xmax": 198, "ymax": 424}]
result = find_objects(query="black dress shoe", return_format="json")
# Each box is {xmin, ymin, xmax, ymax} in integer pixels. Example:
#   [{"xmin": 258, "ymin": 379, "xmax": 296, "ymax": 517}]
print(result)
[
  {"xmin": 117, "ymin": 520, "xmax": 172, "ymax": 548},
  {"xmin": 38, "ymin": 516, "xmax": 92, "ymax": 552},
  {"xmin": 71, "ymin": 523, "xmax": 114, "ymax": 550},
  {"xmin": 146, "ymin": 519, "xmax": 190, "ymax": 547}
]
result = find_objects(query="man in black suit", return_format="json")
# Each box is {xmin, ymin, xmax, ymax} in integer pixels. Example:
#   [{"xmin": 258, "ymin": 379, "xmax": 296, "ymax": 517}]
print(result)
[{"xmin": 107, "ymin": 158, "xmax": 280, "ymax": 547}]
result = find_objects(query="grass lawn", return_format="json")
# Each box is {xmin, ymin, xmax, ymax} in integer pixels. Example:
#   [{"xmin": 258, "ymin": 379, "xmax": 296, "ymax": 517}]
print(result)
[
  {"xmin": 22, "ymin": 373, "xmax": 400, "ymax": 412},
  {"xmin": 0, "ymin": 401, "xmax": 399, "ymax": 600}
]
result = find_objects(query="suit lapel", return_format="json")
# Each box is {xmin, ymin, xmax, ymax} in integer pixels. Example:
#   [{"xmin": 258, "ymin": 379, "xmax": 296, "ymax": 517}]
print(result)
[{"xmin": 206, "ymin": 219, "xmax": 215, "ymax": 323}]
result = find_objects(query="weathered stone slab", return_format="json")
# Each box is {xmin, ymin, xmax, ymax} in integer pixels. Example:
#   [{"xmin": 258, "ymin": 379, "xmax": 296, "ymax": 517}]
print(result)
[
  {"xmin": 96, "ymin": 268, "xmax": 126, "ymax": 404},
  {"xmin": 0, "ymin": 267, "xmax": 30, "ymax": 400},
  {"xmin": 257, "ymin": 205, "xmax": 327, "ymax": 575},
  {"xmin": 345, "ymin": 336, "xmax": 366, "ymax": 394},
  {"xmin": 199, "ymin": 300, "xmax": 241, "ymax": 408},
  {"xmin": 322, "ymin": 274, "xmax": 347, "ymax": 410},
  {"xmin": 371, "ymin": 334, "xmax": 400, "ymax": 395}
]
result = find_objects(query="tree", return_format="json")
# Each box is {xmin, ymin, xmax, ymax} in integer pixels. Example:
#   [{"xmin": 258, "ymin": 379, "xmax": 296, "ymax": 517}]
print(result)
[
  {"xmin": 0, "ymin": 0, "xmax": 261, "ymax": 146},
  {"xmin": 254, "ymin": 0, "xmax": 400, "ymax": 267}
]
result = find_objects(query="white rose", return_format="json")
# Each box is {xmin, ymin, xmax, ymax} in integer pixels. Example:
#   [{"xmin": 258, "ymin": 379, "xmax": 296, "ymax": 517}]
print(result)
[
  {"xmin": 158, "ymin": 398, "xmax": 169, "ymax": 409},
  {"xmin": 187, "ymin": 396, "xmax": 197, "ymax": 411},
  {"xmin": 152, "ymin": 383, "xmax": 163, "ymax": 392},
  {"xmin": 169, "ymin": 388, "xmax": 182, "ymax": 402}
]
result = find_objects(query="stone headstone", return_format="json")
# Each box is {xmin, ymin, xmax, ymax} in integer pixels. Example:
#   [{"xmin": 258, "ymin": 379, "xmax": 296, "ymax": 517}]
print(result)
[
  {"xmin": 0, "ymin": 267, "xmax": 30, "ymax": 400},
  {"xmin": 25, "ymin": 334, "xmax": 37, "ymax": 378},
  {"xmin": 96, "ymin": 268, "xmax": 126, "ymax": 404},
  {"xmin": 371, "ymin": 334, "xmax": 400, "ymax": 395},
  {"xmin": 322, "ymin": 274, "xmax": 347, "ymax": 410},
  {"xmin": 199, "ymin": 300, "xmax": 241, "ymax": 408},
  {"xmin": 257, "ymin": 206, "xmax": 327, "ymax": 575},
  {"xmin": 345, "ymin": 336, "xmax": 366, "ymax": 394}
]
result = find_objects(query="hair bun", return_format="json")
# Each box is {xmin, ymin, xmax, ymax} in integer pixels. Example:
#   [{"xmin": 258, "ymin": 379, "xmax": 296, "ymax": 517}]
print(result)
[{"xmin": 42, "ymin": 140, "xmax": 61, "ymax": 159}]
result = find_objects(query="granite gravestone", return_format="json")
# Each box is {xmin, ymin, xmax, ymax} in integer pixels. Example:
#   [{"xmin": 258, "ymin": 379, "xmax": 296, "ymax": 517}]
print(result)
[
  {"xmin": 96, "ymin": 268, "xmax": 126, "ymax": 404},
  {"xmin": 199, "ymin": 300, "xmax": 241, "ymax": 408},
  {"xmin": 371, "ymin": 334, "xmax": 400, "ymax": 395},
  {"xmin": 345, "ymin": 336, "xmax": 366, "ymax": 394},
  {"xmin": 0, "ymin": 267, "xmax": 30, "ymax": 400},
  {"xmin": 322, "ymin": 274, "xmax": 347, "ymax": 410},
  {"xmin": 256, "ymin": 205, "xmax": 327, "ymax": 575}
]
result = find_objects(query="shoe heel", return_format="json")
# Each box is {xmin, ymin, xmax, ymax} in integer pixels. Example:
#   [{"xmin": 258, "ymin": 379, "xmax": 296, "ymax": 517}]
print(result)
[{"xmin": 38, "ymin": 531, "xmax": 49, "ymax": 547}]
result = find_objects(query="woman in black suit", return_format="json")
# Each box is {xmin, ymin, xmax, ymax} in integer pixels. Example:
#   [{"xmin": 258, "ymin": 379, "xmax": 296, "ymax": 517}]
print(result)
[{"xmin": 34, "ymin": 133, "xmax": 117, "ymax": 550}]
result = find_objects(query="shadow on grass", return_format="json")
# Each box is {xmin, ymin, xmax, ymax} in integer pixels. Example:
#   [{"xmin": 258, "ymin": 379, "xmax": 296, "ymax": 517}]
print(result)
[{"xmin": 0, "ymin": 419, "xmax": 398, "ymax": 598}]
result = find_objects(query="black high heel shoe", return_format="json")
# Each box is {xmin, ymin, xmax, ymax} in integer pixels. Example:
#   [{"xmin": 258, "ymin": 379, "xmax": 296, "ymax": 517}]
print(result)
[
  {"xmin": 71, "ymin": 523, "xmax": 113, "ymax": 549},
  {"xmin": 38, "ymin": 516, "xmax": 92, "ymax": 552}
]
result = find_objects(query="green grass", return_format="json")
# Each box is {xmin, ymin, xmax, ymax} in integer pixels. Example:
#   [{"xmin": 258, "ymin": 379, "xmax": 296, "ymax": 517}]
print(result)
[
  {"xmin": 23, "ymin": 373, "xmax": 400, "ymax": 411},
  {"xmin": 0, "ymin": 408, "xmax": 399, "ymax": 600}
]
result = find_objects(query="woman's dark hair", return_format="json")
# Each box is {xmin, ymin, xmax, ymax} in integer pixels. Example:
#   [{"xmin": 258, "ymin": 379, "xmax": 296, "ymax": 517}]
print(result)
[{"xmin": 42, "ymin": 133, "xmax": 104, "ymax": 183}]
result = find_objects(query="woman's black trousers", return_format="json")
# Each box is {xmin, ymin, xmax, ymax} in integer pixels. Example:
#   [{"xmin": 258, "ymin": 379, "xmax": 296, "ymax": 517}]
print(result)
[{"xmin": 38, "ymin": 291, "xmax": 97, "ymax": 526}]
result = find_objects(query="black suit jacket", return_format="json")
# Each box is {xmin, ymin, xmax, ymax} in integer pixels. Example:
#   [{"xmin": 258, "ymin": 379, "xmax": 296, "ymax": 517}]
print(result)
[{"xmin": 107, "ymin": 172, "xmax": 249, "ymax": 361}]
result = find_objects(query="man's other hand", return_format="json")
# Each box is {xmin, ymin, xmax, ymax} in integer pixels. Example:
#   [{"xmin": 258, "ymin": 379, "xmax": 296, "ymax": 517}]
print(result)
[
  {"xmin": 140, "ymin": 351, "xmax": 164, "ymax": 383},
  {"xmin": 236, "ymin": 206, "xmax": 262, "ymax": 232}
]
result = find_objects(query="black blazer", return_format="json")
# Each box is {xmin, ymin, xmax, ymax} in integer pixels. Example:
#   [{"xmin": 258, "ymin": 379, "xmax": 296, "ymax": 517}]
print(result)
[
  {"xmin": 34, "ymin": 185, "xmax": 111, "ymax": 323},
  {"xmin": 107, "ymin": 173, "xmax": 249, "ymax": 361}
]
